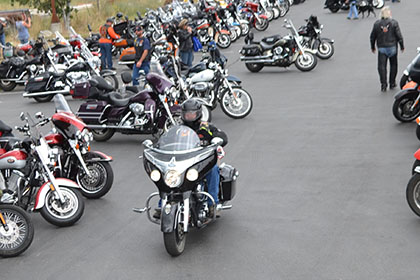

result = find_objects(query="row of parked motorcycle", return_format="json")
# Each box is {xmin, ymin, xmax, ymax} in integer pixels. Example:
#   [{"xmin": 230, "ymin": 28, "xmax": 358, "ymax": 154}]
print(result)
[
  {"xmin": 389, "ymin": 49, "xmax": 420, "ymax": 219},
  {"xmin": 0, "ymin": 0, "xmax": 308, "ymax": 257}
]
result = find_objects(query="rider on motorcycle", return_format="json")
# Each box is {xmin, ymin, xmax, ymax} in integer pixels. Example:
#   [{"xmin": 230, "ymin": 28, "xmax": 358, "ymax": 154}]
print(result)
[{"xmin": 153, "ymin": 99, "xmax": 228, "ymax": 218}]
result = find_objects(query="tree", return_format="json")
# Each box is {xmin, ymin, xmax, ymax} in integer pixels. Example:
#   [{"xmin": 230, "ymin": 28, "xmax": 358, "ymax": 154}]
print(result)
[{"xmin": 11, "ymin": 0, "xmax": 73, "ymax": 25}]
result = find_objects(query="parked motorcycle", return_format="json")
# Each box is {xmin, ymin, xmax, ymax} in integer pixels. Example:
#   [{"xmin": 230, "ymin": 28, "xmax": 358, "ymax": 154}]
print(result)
[
  {"xmin": 76, "ymin": 72, "xmax": 181, "ymax": 141},
  {"xmin": 324, "ymin": 0, "xmax": 349, "ymax": 13},
  {"xmin": 406, "ymin": 148, "xmax": 420, "ymax": 217},
  {"xmin": 0, "ymin": 203, "xmax": 34, "ymax": 257},
  {"xmin": 133, "ymin": 125, "xmax": 238, "ymax": 256},
  {"xmin": 240, "ymin": 1, "xmax": 269, "ymax": 31},
  {"xmin": 298, "ymin": 15, "xmax": 334, "ymax": 60},
  {"xmin": 0, "ymin": 112, "xmax": 84, "ymax": 227},
  {"xmin": 392, "ymin": 53, "xmax": 420, "ymax": 122},
  {"xmin": 240, "ymin": 19, "xmax": 317, "ymax": 72}
]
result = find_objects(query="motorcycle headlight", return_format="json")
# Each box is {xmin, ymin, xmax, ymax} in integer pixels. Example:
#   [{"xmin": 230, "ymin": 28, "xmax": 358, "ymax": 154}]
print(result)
[
  {"xmin": 150, "ymin": 170, "xmax": 161, "ymax": 182},
  {"xmin": 164, "ymin": 170, "xmax": 181, "ymax": 188},
  {"xmin": 186, "ymin": 168, "xmax": 198, "ymax": 181}
]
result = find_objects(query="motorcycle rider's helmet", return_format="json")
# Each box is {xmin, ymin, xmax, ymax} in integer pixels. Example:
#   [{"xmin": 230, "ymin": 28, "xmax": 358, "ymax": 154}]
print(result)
[{"xmin": 181, "ymin": 99, "xmax": 202, "ymax": 129}]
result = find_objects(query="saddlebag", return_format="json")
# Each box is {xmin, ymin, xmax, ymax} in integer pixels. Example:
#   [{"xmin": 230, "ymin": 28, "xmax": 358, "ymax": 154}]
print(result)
[
  {"xmin": 77, "ymin": 100, "xmax": 109, "ymax": 124},
  {"xmin": 71, "ymin": 82, "xmax": 91, "ymax": 99},
  {"xmin": 219, "ymin": 164, "xmax": 238, "ymax": 201},
  {"xmin": 25, "ymin": 73, "xmax": 51, "ymax": 92},
  {"xmin": 0, "ymin": 61, "xmax": 9, "ymax": 78},
  {"xmin": 240, "ymin": 44, "xmax": 261, "ymax": 56}
]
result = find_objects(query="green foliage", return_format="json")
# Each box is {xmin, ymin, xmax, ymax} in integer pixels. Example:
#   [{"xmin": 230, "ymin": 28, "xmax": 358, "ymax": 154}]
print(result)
[{"xmin": 10, "ymin": 0, "xmax": 73, "ymax": 18}]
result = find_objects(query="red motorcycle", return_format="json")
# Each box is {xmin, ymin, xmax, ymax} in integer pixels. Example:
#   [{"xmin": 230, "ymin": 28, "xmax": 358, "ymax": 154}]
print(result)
[
  {"xmin": 240, "ymin": 2, "xmax": 269, "ymax": 31},
  {"xmin": 406, "ymin": 148, "xmax": 420, "ymax": 217}
]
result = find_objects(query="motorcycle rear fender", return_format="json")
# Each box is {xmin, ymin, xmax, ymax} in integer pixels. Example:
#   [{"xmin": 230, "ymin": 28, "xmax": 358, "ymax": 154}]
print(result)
[
  {"xmin": 161, "ymin": 202, "xmax": 179, "ymax": 233},
  {"xmin": 34, "ymin": 178, "xmax": 80, "ymax": 210},
  {"xmin": 100, "ymin": 69, "xmax": 117, "ymax": 77},
  {"xmin": 394, "ymin": 88, "xmax": 419, "ymax": 100},
  {"xmin": 414, "ymin": 149, "xmax": 420, "ymax": 161},
  {"xmin": 84, "ymin": 151, "xmax": 113, "ymax": 162},
  {"xmin": 227, "ymin": 75, "xmax": 241, "ymax": 84}
]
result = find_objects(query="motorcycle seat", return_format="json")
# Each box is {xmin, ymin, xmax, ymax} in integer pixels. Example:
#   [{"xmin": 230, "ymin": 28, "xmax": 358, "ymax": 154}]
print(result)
[
  {"xmin": 90, "ymin": 76, "xmax": 115, "ymax": 92},
  {"xmin": 260, "ymin": 38, "xmax": 287, "ymax": 50},
  {"xmin": 108, "ymin": 92, "xmax": 131, "ymax": 107},
  {"xmin": 52, "ymin": 72, "xmax": 66, "ymax": 78},
  {"xmin": 0, "ymin": 137, "xmax": 21, "ymax": 150},
  {"xmin": 0, "ymin": 120, "xmax": 13, "ymax": 135}
]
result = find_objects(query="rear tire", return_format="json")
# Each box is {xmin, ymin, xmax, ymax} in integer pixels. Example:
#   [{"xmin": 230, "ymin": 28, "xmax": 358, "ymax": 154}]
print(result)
[
  {"xmin": 91, "ymin": 128, "xmax": 115, "ymax": 142},
  {"xmin": 163, "ymin": 222, "xmax": 186, "ymax": 256},
  {"xmin": 216, "ymin": 33, "xmax": 231, "ymax": 49},
  {"xmin": 0, "ymin": 205, "xmax": 34, "ymax": 257},
  {"xmin": 245, "ymin": 63, "xmax": 264, "ymax": 73},
  {"xmin": 40, "ymin": 187, "xmax": 84, "ymax": 227},
  {"xmin": 0, "ymin": 80, "xmax": 17, "ymax": 92}
]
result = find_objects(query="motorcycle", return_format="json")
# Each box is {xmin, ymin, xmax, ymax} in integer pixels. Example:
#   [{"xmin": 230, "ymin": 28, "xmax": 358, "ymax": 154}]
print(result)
[
  {"xmin": 240, "ymin": 19, "xmax": 318, "ymax": 72},
  {"xmin": 324, "ymin": 0, "xmax": 349, "ymax": 13},
  {"xmin": 392, "ymin": 52, "xmax": 420, "ymax": 122},
  {"xmin": 240, "ymin": 1, "xmax": 269, "ymax": 32},
  {"xmin": 0, "ymin": 112, "xmax": 84, "ymax": 227},
  {"xmin": 400, "ymin": 48, "xmax": 420, "ymax": 89},
  {"xmin": 298, "ymin": 15, "xmax": 335, "ymax": 60},
  {"xmin": 76, "ymin": 72, "xmax": 181, "ymax": 141},
  {"xmin": 133, "ymin": 125, "xmax": 238, "ymax": 256},
  {"xmin": 406, "ymin": 148, "xmax": 420, "ymax": 217},
  {"xmin": 0, "ymin": 203, "xmax": 34, "ymax": 257},
  {"xmin": 193, "ymin": 10, "xmax": 232, "ymax": 49}
]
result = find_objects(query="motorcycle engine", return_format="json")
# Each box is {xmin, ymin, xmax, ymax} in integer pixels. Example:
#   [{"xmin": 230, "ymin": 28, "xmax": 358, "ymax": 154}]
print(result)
[
  {"xmin": 129, "ymin": 103, "xmax": 145, "ymax": 116},
  {"xmin": 67, "ymin": 71, "xmax": 89, "ymax": 84},
  {"xmin": 191, "ymin": 82, "xmax": 211, "ymax": 95},
  {"xmin": 273, "ymin": 46, "xmax": 283, "ymax": 56},
  {"xmin": 6, "ymin": 170, "xmax": 27, "ymax": 193},
  {"xmin": 125, "ymin": 103, "xmax": 149, "ymax": 127}
]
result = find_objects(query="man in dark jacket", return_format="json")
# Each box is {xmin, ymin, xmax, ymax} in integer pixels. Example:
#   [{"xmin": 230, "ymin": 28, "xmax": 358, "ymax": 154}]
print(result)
[
  {"xmin": 370, "ymin": 6, "xmax": 404, "ymax": 91},
  {"xmin": 178, "ymin": 18, "xmax": 194, "ymax": 67}
]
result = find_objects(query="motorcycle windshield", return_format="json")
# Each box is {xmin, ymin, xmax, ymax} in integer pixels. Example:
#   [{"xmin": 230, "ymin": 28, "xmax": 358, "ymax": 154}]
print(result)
[
  {"xmin": 54, "ymin": 94, "xmax": 72, "ymax": 113},
  {"xmin": 155, "ymin": 125, "xmax": 201, "ymax": 152}
]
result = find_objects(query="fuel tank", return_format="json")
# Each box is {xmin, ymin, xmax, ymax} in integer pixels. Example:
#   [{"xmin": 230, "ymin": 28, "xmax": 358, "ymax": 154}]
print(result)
[
  {"xmin": 0, "ymin": 150, "xmax": 27, "ymax": 169},
  {"xmin": 190, "ymin": 69, "xmax": 214, "ymax": 83}
]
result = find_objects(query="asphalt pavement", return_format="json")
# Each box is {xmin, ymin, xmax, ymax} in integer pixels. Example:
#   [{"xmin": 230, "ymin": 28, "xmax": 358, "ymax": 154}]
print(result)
[{"xmin": 1, "ymin": 0, "xmax": 420, "ymax": 279}]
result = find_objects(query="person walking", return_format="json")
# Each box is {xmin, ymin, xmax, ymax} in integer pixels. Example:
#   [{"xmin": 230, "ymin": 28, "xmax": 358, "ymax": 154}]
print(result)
[
  {"xmin": 178, "ymin": 18, "xmax": 194, "ymax": 67},
  {"xmin": 99, "ymin": 18, "xmax": 120, "ymax": 70},
  {"xmin": 16, "ymin": 13, "xmax": 31, "ymax": 44},
  {"xmin": 132, "ymin": 25, "xmax": 151, "ymax": 86},
  {"xmin": 346, "ymin": 0, "xmax": 359, "ymax": 20},
  {"xmin": 370, "ymin": 6, "xmax": 404, "ymax": 91}
]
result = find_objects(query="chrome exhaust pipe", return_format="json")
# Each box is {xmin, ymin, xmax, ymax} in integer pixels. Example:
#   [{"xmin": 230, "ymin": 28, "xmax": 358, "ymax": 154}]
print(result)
[
  {"xmin": 22, "ymin": 89, "xmax": 70, "ymax": 98},
  {"xmin": 86, "ymin": 124, "xmax": 136, "ymax": 130},
  {"xmin": 240, "ymin": 55, "xmax": 271, "ymax": 61},
  {"xmin": 118, "ymin": 61, "xmax": 135, "ymax": 65}
]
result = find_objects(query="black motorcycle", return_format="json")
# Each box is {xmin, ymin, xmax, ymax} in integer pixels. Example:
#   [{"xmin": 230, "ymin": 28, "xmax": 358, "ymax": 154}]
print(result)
[
  {"xmin": 133, "ymin": 125, "xmax": 238, "ymax": 256},
  {"xmin": 298, "ymin": 15, "xmax": 335, "ymax": 60},
  {"xmin": 324, "ymin": 0, "xmax": 349, "ymax": 13},
  {"xmin": 240, "ymin": 19, "xmax": 317, "ymax": 72},
  {"xmin": 76, "ymin": 73, "xmax": 181, "ymax": 141}
]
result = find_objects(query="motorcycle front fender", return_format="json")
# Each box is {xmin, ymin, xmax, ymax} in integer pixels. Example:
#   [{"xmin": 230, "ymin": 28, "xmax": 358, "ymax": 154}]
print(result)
[
  {"xmin": 83, "ymin": 151, "xmax": 113, "ymax": 162},
  {"xmin": 161, "ymin": 203, "xmax": 179, "ymax": 233},
  {"xmin": 100, "ymin": 70, "xmax": 117, "ymax": 77},
  {"xmin": 34, "ymin": 178, "xmax": 80, "ymax": 210},
  {"xmin": 414, "ymin": 149, "xmax": 420, "ymax": 161},
  {"xmin": 394, "ymin": 88, "xmax": 419, "ymax": 100},
  {"xmin": 227, "ymin": 75, "xmax": 242, "ymax": 84}
]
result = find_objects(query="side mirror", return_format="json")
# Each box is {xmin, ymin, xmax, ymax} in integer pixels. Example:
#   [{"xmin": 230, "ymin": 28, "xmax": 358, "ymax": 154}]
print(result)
[
  {"xmin": 143, "ymin": 139, "xmax": 153, "ymax": 148},
  {"xmin": 88, "ymin": 24, "xmax": 92, "ymax": 32},
  {"xmin": 35, "ymin": 112, "xmax": 45, "ymax": 119},
  {"xmin": 20, "ymin": 112, "xmax": 26, "ymax": 121}
]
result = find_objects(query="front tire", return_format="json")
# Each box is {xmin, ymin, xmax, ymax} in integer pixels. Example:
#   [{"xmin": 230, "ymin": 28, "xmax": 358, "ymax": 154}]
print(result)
[
  {"xmin": 40, "ymin": 187, "xmax": 84, "ymax": 227},
  {"xmin": 216, "ymin": 33, "xmax": 231, "ymax": 49},
  {"xmin": 77, "ymin": 161, "xmax": 114, "ymax": 199},
  {"xmin": 392, "ymin": 92, "xmax": 420, "ymax": 122},
  {"xmin": 91, "ymin": 128, "xmax": 115, "ymax": 142},
  {"xmin": 316, "ymin": 41, "xmax": 334, "ymax": 60},
  {"xmin": 0, "ymin": 205, "xmax": 34, "ymax": 257},
  {"xmin": 406, "ymin": 173, "xmax": 420, "ymax": 217},
  {"xmin": 220, "ymin": 87, "xmax": 253, "ymax": 119},
  {"xmin": 245, "ymin": 63, "xmax": 264, "ymax": 73},
  {"xmin": 295, "ymin": 52, "xmax": 317, "ymax": 72},
  {"xmin": 163, "ymin": 222, "xmax": 187, "ymax": 256},
  {"xmin": 0, "ymin": 80, "xmax": 17, "ymax": 91},
  {"xmin": 254, "ymin": 18, "xmax": 269, "ymax": 31}
]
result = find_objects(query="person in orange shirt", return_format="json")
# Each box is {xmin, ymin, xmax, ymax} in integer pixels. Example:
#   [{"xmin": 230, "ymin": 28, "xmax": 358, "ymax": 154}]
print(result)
[{"xmin": 99, "ymin": 18, "xmax": 120, "ymax": 69}]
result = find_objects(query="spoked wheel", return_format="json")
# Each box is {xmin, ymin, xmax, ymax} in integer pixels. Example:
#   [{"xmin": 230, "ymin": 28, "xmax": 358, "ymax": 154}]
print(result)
[
  {"xmin": 406, "ymin": 173, "xmax": 420, "ymax": 217},
  {"xmin": 216, "ymin": 33, "xmax": 231, "ymax": 49},
  {"xmin": 392, "ymin": 92, "xmax": 420, "ymax": 122},
  {"xmin": 0, "ymin": 205, "xmax": 34, "ymax": 257},
  {"xmin": 163, "ymin": 222, "xmax": 187, "ymax": 256},
  {"xmin": 102, "ymin": 75, "xmax": 119, "ymax": 89},
  {"xmin": 220, "ymin": 87, "xmax": 253, "ymax": 119},
  {"xmin": 317, "ymin": 41, "xmax": 334, "ymax": 60},
  {"xmin": 373, "ymin": 0, "xmax": 384, "ymax": 9},
  {"xmin": 245, "ymin": 63, "xmax": 264, "ymax": 73},
  {"xmin": 228, "ymin": 28, "xmax": 238, "ymax": 42},
  {"xmin": 0, "ymin": 80, "xmax": 17, "ymax": 92},
  {"xmin": 234, "ymin": 26, "xmax": 242, "ymax": 38},
  {"xmin": 240, "ymin": 22, "xmax": 250, "ymax": 36},
  {"xmin": 254, "ymin": 18, "xmax": 269, "ymax": 31},
  {"xmin": 77, "ymin": 161, "xmax": 114, "ymax": 199},
  {"xmin": 295, "ymin": 53, "xmax": 317, "ymax": 72},
  {"xmin": 91, "ymin": 128, "xmax": 115, "ymax": 142},
  {"xmin": 40, "ymin": 187, "xmax": 85, "ymax": 227}
]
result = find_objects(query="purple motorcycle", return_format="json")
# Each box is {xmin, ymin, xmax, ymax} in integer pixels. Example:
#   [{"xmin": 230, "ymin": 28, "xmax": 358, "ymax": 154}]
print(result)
[{"xmin": 76, "ymin": 73, "xmax": 181, "ymax": 141}]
